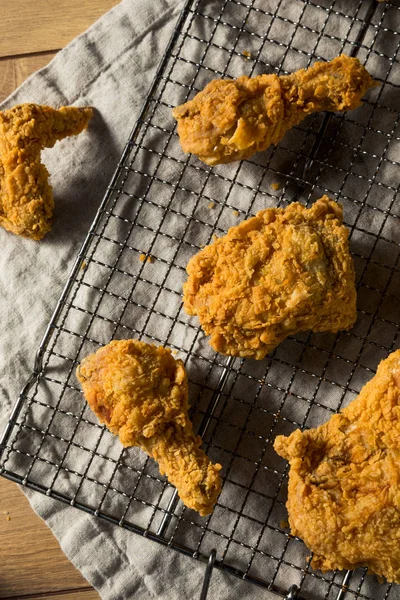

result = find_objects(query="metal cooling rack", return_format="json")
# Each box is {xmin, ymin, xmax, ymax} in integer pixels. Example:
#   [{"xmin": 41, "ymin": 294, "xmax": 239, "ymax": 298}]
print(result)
[{"xmin": 1, "ymin": 0, "xmax": 400, "ymax": 598}]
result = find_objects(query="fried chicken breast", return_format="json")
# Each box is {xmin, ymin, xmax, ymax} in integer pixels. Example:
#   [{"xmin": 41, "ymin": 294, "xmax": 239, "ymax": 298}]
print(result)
[
  {"xmin": 173, "ymin": 55, "xmax": 377, "ymax": 165},
  {"xmin": 0, "ymin": 103, "xmax": 93, "ymax": 240},
  {"xmin": 274, "ymin": 350, "xmax": 400, "ymax": 583},
  {"xmin": 77, "ymin": 339, "xmax": 222, "ymax": 516},
  {"xmin": 183, "ymin": 197, "xmax": 356, "ymax": 360}
]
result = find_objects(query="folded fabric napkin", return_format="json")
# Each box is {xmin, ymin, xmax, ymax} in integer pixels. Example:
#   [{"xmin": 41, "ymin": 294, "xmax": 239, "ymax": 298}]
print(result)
[{"xmin": 0, "ymin": 0, "xmax": 276, "ymax": 597}]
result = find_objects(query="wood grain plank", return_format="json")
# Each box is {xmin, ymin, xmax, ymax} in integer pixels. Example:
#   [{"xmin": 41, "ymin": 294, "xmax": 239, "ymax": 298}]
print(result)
[
  {"xmin": 0, "ymin": 0, "xmax": 120, "ymax": 58},
  {"xmin": 0, "ymin": 477, "xmax": 99, "ymax": 599},
  {"xmin": 0, "ymin": 52, "xmax": 57, "ymax": 103}
]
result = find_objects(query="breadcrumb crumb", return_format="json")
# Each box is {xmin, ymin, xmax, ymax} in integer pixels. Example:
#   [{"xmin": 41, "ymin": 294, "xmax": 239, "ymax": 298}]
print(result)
[
  {"xmin": 271, "ymin": 182, "xmax": 280, "ymax": 191},
  {"xmin": 232, "ymin": 210, "xmax": 239, "ymax": 216},
  {"xmin": 242, "ymin": 50, "xmax": 252, "ymax": 58},
  {"xmin": 139, "ymin": 254, "xmax": 154, "ymax": 263},
  {"xmin": 208, "ymin": 202, "xmax": 215, "ymax": 209},
  {"xmin": 280, "ymin": 519, "xmax": 289, "ymax": 529}
]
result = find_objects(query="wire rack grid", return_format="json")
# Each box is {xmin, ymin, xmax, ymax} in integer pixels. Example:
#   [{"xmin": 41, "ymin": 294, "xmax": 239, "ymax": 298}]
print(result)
[{"xmin": 1, "ymin": 0, "xmax": 400, "ymax": 598}]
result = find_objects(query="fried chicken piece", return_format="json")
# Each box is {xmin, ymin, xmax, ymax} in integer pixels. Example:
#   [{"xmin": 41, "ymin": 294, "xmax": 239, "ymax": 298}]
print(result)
[
  {"xmin": 76, "ymin": 340, "xmax": 222, "ymax": 516},
  {"xmin": 274, "ymin": 350, "xmax": 400, "ymax": 582},
  {"xmin": 183, "ymin": 197, "xmax": 356, "ymax": 360},
  {"xmin": 173, "ymin": 54, "xmax": 377, "ymax": 165},
  {"xmin": 0, "ymin": 103, "xmax": 93, "ymax": 240}
]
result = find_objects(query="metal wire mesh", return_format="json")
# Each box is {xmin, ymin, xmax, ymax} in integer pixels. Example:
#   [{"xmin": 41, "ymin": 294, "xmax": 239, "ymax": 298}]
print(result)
[{"xmin": 1, "ymin": 0, "xmax": 400, "ymax": 598}]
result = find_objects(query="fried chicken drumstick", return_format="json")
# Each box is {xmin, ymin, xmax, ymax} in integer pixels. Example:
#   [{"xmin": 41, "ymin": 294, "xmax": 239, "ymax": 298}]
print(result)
[
  {"xmin": 77, "ymin": 340, "xmax": 222, "ymax": 516},
  {"xmin": 0, "ymin": 103, "xmax": 93, "ymax": 240},
  {"xmin": 274, "ymin": 350, "xmax": 400, "ymax": 583},
  {"xmin": 183, "ymin": 197, "xmax": 356, "ymax": 360},
  {"xmin": 173, "ymin": 54, "xmax": 376, "ymax": 165}
]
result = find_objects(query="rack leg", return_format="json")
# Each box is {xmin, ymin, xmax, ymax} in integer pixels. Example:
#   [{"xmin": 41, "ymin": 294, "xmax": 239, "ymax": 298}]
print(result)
[
  {"xmin": 199, "ymin": 549, "xmax": 216, "ymax": 600},
  {"xmin": 156, "ymin": 488, "xmax": 179, "ymax": 536},
  {"xmin": 335, "ymin": 570, "xmax": 353, "ymax": 600},
  {"xmin": 285, "ymin": 584, "xmax": 299, "ymax": 599}
]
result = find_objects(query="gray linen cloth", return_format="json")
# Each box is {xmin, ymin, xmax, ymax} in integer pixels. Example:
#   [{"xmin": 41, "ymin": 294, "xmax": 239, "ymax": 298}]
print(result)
[{"xmin": 0, "ymin": 0, "xmax": 275, "ymax": 597}]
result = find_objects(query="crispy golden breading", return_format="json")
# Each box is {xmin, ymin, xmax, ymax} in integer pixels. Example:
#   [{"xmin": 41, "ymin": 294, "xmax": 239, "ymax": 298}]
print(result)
[
  {"xmin": 77, "ymin": 340, "xmax": 222, "ymax": 516},
  {"xmin": 0, "ymin": 103, "xmax": 93, "ymax": 240},
  {"xmin": 274, "ymin": 350, "xmax": 400, "ymax": 582},
  {"xmin": 183, "ymin": 197, "xmax": 356, "ymax": 360},
  {"xmin": 173, "ymin": 55, "xmax": 377, "ymax": 165}
]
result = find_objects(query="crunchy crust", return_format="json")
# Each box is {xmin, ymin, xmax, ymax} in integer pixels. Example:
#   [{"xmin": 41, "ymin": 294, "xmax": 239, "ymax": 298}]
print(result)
[
  {"xmin": 274, "ymin": 350, "xmax": 400, "ymax": 582},
  {"xmin": 0, "ymin": 103, "xmax": 93, "ymax": 240},
  {"xmin": 77, "ymin": 339, "xmax": 222, "ymax": 516},
  {"xmin": 183, "ymin": 197, "xmax": 357, "ymax": 360},
  {"xmin": 173, "ymin": 55, "xmax": 377, "ymax": 165}
]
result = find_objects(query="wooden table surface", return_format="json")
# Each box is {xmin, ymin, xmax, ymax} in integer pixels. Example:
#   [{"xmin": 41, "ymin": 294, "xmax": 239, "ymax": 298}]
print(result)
[{"xmin": 0, "ymin": 2, "xmax": 119, "ymax": 598}]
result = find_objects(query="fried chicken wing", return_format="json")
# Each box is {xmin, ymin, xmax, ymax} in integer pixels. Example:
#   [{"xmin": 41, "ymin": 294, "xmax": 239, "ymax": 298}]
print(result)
[
  {"xmin": 183, "ymin": 197, "xmax": 356, "ymax": 360},
  {"xmin": 0, "ymin": 103, "xmax": 93, "ymax": 240},
  {"xmin": 76, "ymin": 340, "xmax": 222, "ymax": 516},
  {"xmin": 173, "ymin": 55, "xmax": 377, "ymax": 165},
  {"xmin": 274, "ymin": 350, "xmax": 400, "ymax": 582}
]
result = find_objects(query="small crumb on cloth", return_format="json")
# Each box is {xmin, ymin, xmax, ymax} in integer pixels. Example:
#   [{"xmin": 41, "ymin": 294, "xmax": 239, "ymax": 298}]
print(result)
[{"xmin": 140, "ymin": 254, "xmax": 154, "ymax": 263}]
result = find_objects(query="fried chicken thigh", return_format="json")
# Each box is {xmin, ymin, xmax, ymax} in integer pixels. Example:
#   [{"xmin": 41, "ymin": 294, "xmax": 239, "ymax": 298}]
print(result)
[
  {"xmin": 274, "ymin": 350, "xmax": 400, "ymax": 582},
  {"xmin": 173, "ymin": 55, "xmax": 376, "ymax": 165},
  {"xmin": 0, "ymin": 103, "xmax": 93, "ymax": 240},
  {"xmin": 183, "ymin": 197, "xmax": 356, "ymax": 360},
  {"xmin": 77, "ymin": 340, "xmax": 222, "ymax": 516}
]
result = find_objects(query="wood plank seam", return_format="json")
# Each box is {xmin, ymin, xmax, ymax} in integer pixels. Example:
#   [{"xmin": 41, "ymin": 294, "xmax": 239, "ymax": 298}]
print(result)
[
  {"xmin": 0, "ymin": 49, "xmax": 62, "ymax": 62},
  {"xmin": 1, "ymin": 588, "xmax": 94, "ymax": 600}
]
